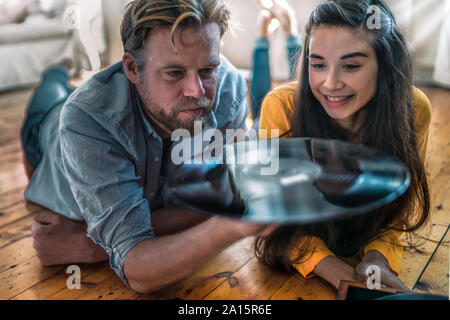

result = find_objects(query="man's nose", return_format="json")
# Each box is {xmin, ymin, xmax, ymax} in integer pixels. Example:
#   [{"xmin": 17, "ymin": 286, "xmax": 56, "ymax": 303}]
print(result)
[
  {"xmin": 183, "ymin": 74, "xmax": 206, "ymax": 99},
  {"xmin": 323, "ymin": 69, "xmax": 344, "ymax": 92}
]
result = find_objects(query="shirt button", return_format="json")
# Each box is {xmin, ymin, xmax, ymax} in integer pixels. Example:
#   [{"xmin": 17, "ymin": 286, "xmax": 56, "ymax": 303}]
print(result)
[{"xmin": 154, "ymin": 157, "xmax": 160, "ymax": 162}]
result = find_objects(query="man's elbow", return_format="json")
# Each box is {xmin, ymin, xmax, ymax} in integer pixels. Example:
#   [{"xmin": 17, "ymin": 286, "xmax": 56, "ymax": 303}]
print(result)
[
  {"xmin": 127, "ymin": 277, "xmax": 162, "ymax": 295},
  {"xmin": 123, "ymin": 258, "xmax": 167, "ymax": 294}
]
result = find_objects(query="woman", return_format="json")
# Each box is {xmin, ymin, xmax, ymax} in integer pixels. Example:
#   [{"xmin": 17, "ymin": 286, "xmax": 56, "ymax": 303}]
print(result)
[{"xmin": 255, "ymin": 0, "xmax": 431, "ymax": 292}]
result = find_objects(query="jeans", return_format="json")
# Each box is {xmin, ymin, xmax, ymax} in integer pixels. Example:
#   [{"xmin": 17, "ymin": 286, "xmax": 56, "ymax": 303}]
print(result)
[
  {"xmin": 250, "ymin": 35, "xmax": 303, "ymax": 126},
  {"xmin": 21, "ymin": 65, "xmax": 74, "ymax": 167}
]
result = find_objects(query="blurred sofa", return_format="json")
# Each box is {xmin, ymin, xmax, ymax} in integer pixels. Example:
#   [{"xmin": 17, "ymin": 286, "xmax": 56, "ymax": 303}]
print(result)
[{"xmin": 0, "ymin": 0, "xmax": 106, "ymax": 92}]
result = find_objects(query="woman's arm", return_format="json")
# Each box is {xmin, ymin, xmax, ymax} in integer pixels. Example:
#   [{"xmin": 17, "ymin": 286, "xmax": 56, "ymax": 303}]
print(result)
[{"xmin": 290, "ymin": 236, "xmax": 357, "ymax": 289}]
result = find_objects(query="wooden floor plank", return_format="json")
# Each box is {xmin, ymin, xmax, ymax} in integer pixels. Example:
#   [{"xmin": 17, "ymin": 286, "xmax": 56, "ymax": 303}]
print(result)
[
  {"xmin": 412, "ymin": 226, "xmax": 449, "ymax": 296},
  {"xmin": 0, "ymin": 200, "xmax": 43, "ymax": 228},
  {"xmin": 0, "ymin": 255, "xmax": 65, "ymax": 299},
  {"xmin": 0, "ymin": 213, "xmax": 44, "ymax": 249},
  {"xmin": 12, "ymin": 268, "xmax": 76, "ymax": 300},
  {"xmin": 399, "ymin": 224, "xmax": 448, "ymax": 289},
  {"xmin": 0, "ymin": 169, "xmax": 29, "ymax": 195},
  {"xmin": 204, "ymin": 257, "xmax": 291, "ymax": 300},
  {"xmin": 44, "ymin": 262, "xmax": 130, "ymax": 300},
  {"xmin": 0, "ymin": 186, "xmax": 27, "ymax": 211},
  {"xmin": 0, "ymin": 236, "xmax": 35, "ymax": 274},
  {"xmin": 270, "ymin": 275, "xmax": 337, "ymax": 300},
  {"xmin": 141, "ymin": 237, "xmax": 256, "ymax": 300}
]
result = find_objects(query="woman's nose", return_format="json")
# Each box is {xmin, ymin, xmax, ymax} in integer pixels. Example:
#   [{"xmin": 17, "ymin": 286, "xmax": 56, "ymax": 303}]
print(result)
[{"xmin": 323, "ymin": 69, "xmax": 344, "ymax": 92}]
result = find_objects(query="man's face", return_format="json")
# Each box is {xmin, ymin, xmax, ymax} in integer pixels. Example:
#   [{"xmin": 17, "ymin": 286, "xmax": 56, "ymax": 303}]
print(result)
[{"xmin": 135, "ymin": 23, "xmax": 221, "ymax": 136}]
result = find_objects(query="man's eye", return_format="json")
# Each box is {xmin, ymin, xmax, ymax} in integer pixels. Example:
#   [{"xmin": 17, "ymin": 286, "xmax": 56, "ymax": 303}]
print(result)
[
  {"xmin": 199, "ymin": 68, "xmax": 215, "ymax": 76},
  {"xmin": 166, "ymin": 70, "xmax": 183, "ymax": 78},
  {"xmin": 343, "ymin": 64, "xmax": 360, "ymax": 70}
]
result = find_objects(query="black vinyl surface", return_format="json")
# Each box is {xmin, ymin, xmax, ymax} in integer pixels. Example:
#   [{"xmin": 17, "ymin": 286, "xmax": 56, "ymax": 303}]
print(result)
[{"xmin": 163, "ymin": 138, "xmax": 411, "ymax": 224}]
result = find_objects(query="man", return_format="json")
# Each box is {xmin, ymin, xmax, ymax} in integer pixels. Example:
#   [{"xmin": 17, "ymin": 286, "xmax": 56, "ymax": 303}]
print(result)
[{"xmin": 22, "ymin": 0, "xmax": 274, "ymax": 294}]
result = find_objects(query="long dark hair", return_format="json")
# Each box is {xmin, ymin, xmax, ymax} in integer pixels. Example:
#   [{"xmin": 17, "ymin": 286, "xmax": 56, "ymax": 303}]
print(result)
[{"xmin": 254, "ymin": 0, "xmax": 430, "ymax": 270}]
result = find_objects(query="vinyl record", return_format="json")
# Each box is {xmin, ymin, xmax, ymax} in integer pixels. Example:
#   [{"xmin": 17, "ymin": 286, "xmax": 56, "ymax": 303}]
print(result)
[{"xmin": 162, "ymin": 138, "xmax": 411, "ymax": 224}]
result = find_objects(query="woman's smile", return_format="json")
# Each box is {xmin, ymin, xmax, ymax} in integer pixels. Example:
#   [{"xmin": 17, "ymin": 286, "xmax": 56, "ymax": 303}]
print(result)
[{"xmin": 322, "ymin": 94, "xmax": 355, "ymax": 107}]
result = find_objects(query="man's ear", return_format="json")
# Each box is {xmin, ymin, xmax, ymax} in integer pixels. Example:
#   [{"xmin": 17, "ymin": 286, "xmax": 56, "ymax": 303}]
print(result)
[{"xmin": 123, "ymin": 52, "xmax": 139, "ymax": 85}]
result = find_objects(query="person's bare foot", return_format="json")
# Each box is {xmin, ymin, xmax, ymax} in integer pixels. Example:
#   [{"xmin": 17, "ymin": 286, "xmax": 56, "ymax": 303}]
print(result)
[
  {"xmin": 257, "ymin": 9, "xmax": 274, "ymax": 38},
  {"xmin": 59, "ymin": 58, "xmax": 74, "ymax": 71},
  {"xmin": 31, "ymin": 212, "xmax": 109, "ymax": 266},
  {"xmin": 271, "ymin": 0, "xmax": 298, "ymax": 36},
  {"xmin": 257, "ymin": 0, "xmax": 273, "ymax": 10}
]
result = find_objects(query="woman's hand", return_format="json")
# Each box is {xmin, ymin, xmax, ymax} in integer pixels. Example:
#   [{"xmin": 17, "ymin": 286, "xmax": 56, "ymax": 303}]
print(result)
[
  {"xmin": 313, "ymin": 255, "xmax": 359, "ymax": 290},
  {"xmin": 355, "ymin": 250, "xmax": 411, "ymax": 292}
]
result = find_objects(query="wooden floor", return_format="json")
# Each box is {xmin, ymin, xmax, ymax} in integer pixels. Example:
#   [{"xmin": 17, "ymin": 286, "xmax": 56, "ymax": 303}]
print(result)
[{"xmin": 0, "ymin": 76, "xmax": 449, "ymax": 300}]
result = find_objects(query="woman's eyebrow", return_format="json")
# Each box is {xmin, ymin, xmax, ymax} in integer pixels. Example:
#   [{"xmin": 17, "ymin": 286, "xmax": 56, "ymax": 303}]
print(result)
[
  {"xmin": 340, "ymin": 52, "xmax": 368, "ymax": 59},
  {"xmin": 308, "ymin": 53, "xmax": 324, "ymax": 59},
  {"xmin": 308, "ymin": 52, "xmax": 369, "ymax": 60}
]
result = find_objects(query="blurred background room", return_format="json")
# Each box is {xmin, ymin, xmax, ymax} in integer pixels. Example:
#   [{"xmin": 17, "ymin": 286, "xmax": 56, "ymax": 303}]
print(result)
[{"xmin": 0, "ymin": 0, "xmax": 449, "ymax": 92}]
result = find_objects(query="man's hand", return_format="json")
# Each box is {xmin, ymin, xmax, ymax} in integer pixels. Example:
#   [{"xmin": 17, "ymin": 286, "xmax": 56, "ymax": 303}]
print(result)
[
  {"xmin": 355, "ymin": 250, "xmax": 411, "ymax": 292},
  {"xmin": 31, "ymin": 213, "xmax": 108, "ymax": 265}
]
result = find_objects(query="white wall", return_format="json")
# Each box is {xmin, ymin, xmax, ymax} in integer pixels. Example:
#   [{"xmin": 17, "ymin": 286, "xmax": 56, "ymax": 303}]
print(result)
[
  {"xmin": 221, "ymin": 0, "xmax": 322, "ymax": 80},
  {"xmin": 101, "ymin": 0, "xmax": 132, "ymax": 65}
]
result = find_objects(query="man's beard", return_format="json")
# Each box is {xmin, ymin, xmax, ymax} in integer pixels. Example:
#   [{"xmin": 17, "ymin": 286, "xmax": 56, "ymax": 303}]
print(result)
[{"xmin": 138, "ymin": 89, "xmax": 214, "ymax": 136}]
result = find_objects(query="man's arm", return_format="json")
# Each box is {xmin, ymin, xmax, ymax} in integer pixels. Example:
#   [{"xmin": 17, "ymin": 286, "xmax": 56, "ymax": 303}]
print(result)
[
  {"xmin": 151, "ymin": 207, "xmax": 209, "ymax": 236},
  {"xmin": 124, "ymin": 216, "xmax": 275, "ymax": 294}
]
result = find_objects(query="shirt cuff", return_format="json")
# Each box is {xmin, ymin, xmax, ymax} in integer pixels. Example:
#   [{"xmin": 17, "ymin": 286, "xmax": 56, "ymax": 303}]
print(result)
[
  {"xmin": 291, "ymin": 236, "xmax": 335, "ymax": 279},
  {"xmin": 89, "ymin": 229, "xmax": 155, "ymax": 288}
]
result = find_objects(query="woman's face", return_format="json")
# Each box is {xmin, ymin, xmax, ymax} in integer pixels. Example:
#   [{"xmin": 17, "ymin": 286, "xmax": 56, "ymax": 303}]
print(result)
[{"xmin": 308, "ymin": 26, "xmax": 378, "ymax": 132}]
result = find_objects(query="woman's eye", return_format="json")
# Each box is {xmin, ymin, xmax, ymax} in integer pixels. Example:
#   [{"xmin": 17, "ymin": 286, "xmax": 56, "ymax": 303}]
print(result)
[
  {"xmin": 311, "ymin": 63, "xmax": 326, "ymax": 69},
  {"xmin": 343, "ymin": 64, "xmax": 360, "ymax": 70}
]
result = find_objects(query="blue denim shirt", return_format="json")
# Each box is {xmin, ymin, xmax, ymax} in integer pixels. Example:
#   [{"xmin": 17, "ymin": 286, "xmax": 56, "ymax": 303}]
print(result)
[{"xmin": 24, "ymin": 57, "xmax": 248, "ymax": 285}]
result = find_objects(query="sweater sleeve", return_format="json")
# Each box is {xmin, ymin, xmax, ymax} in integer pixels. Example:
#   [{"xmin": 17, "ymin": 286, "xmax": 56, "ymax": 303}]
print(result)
[
  {"xmin": 258, "ymin": 82, "xmax": 297, "ymax": 139},
  {"xmin": 412, "ymin": 87, "xmax": 432, "ymax": 162},
  {"xmin": 290, "ymin": 236, "xmax": 336, "ymax": 278}
]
